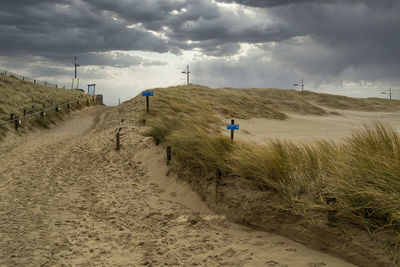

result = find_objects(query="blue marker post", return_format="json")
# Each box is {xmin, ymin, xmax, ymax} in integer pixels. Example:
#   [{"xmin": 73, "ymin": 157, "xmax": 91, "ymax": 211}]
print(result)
[
  {"xmin": 142, "ymin": 91, "xmax": 154, "ymax": 113},
  {"xmin": 227, "ymin": 119, "xmax": 239, "ymax": 141}
]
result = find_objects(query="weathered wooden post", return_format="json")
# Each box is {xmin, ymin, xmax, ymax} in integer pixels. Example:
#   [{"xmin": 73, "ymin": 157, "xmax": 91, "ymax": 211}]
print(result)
[
  {"xmin": 142, "ymin": 91, "xmax": 154, "ymax": 113},
  {"xmin": 326, "ymin": 197, "xmax": 337, "ymax": 224},
  {"xmin": 227, "ymin": 119, "xmax": 239, "ymax": 142},
  {"xmin": 14, "ymin": 117, "xmax": 21, "ymax": 131},
  {"xmin": 116, "ymin": 132, "xmax": 120, "ymax": 151},
  {"xmin": 166, "ymin": 146, "xmax": 172, "ymax": 165}
]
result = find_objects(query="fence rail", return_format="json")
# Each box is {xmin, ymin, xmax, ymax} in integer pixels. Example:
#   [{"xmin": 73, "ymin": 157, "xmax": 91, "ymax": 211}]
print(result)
[
  {"xmin": 0, "ymin": 100, "xmax": 82, "ymax": 126},
  {"xmin": 0, "ymin": 69, "xmax": 59, "ymax": 88}
]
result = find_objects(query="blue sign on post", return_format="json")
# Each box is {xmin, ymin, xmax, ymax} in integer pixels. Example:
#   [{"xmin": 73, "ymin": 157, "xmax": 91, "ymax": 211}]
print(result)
[
  {"xmin": 142, "ymin": 91, "xmax": 154, "ymax": 96},
  {"xmin": 227, "ymin": 124, "xmax": 239, "ymax": 130},
  {"xmin": 142, "ymin": 91, "xmax": 154, "ymax": 113}
]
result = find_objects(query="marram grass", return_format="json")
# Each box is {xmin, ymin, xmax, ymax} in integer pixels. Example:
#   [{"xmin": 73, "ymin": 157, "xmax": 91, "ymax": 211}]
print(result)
[{"xmin": 142, "ymin": 86, "xmax": 400, "ymax": 259}]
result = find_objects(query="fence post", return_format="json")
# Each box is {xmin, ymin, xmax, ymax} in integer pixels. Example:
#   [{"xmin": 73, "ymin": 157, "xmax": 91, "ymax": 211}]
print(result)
[
  {"xmin": 116, "ymin": 132, "xmax": 121, "ymax": 151},
  {"xmin": 325, "ymin": 197, "xmax": 337, "ymax": 224},
  {"xmin": 14, "ymin": 117, "xmax": 20, "ymax": 131},
  {"xmin": 146, "ymin": 96, "xmax": 149, "ymax": 113},
  {"xmin": 23, "ymin": 109, "xmax": 26, "ymax": 117},
  {"xmin": 166, "ymin": 146, "xmax": 172, "ymax": 165}
]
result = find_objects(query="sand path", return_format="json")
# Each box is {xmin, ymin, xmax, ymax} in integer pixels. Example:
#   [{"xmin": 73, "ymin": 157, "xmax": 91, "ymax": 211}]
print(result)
[{"xmin": 0, "ymin": 107, "xmax": 353, "ymax": 266}]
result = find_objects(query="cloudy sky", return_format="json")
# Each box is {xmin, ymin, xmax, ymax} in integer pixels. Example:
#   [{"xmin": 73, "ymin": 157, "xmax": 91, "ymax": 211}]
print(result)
[{"xmin": 0, "ymin": 0, "xmax": 399, "ymax": 105}]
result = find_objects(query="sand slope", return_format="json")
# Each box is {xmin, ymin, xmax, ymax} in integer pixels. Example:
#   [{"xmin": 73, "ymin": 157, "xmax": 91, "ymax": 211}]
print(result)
[
  {"xmin": 0, "ymin": 107, "xmax": 354, "ymax": 266},
  {"xmin": 224, "ymin": 110, "xmax": 400, "ymax": 143}
]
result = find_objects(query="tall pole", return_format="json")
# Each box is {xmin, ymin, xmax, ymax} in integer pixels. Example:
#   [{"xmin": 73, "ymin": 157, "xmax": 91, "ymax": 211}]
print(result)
[
  {"xmin": 187, "ymin": 65, "xmax": 190, "ymax": 85},
  {"xmin": 182, "ymin": 65, "xmax": 190, "ymax": 86},
  {"xmin": 381, "ymin": 88, "xmax": 393, "ymax": 100},
  {"xmin": 293, "ymin": 78, "xmax": 305, "ymax": 91},
  {"xmin": 74, "ymin": 56, "xmax": 80, "ymax": 79}
]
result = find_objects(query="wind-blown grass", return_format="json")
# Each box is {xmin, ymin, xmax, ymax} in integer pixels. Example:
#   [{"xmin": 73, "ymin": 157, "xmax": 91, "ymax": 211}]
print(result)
[
  {"xmin": 141, "ymin": 85, "xmax": 400, "ymax": 260},
  {"xmin": 0, "ymin": 73, "xmax": 88, "ymax": 139}
]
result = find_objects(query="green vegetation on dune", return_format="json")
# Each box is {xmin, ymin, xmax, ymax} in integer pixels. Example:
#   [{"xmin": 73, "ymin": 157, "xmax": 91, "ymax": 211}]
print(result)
[
  {"xmin": 140, "ymin": 85, "xmax": 400, "ymax": 262},
  {"xmin": 0, "ymin": 73, "xmax": 88, "ymax": 139}
]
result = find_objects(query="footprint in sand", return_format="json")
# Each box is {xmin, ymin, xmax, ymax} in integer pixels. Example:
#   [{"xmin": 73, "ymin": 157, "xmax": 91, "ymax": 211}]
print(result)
[
  {"xmin": 265, "ymin": 260, "xmax": 288, "ymax": 267},
  {"xmin": 308, "ymin": 262, "xmax": 327, "ymax": 267}
]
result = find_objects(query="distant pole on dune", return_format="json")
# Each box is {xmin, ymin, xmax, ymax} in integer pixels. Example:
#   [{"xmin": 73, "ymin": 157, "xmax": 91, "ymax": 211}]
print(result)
[
  {"xmin": 182, "ymin": 65, "xmax": 190, "ymax": 85},
  {"xmin": 381, "ymin": 88, "xmax": 393, "ymax": 100},
  {"xmin": 294, "ymin": 78, "xmax": 305, "ymax": 91},
  {"xmin": 74, "ymin": 56, "xmax": 80, "ymax": 79}
]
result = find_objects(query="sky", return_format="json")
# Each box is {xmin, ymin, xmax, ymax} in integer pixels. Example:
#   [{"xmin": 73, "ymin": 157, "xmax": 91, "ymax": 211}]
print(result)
[{"xmin": 0, "ymin": 0, "xmax": 399, "ymax": 105}]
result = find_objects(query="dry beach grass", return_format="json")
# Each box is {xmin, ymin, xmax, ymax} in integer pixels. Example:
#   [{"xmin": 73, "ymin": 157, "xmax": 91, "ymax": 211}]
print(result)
[
  {"xmin": 142, "ymin": 85, "xmax": 400, "ymax": 265},
  {"xmin": 0, "ymin": 73, "xmax": 87, "ymax": 139}
]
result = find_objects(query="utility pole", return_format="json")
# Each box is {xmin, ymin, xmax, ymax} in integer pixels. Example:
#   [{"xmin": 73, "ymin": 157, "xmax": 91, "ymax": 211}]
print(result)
[
  {"xmin": 74, "ymin": 56, "xmax": 80, "ymax": 79},
  {"xmin": 294, "ymin": 78, "xmax": 305, "ymax": 91},
  {"xmin": 381, "ymin": 88, "xmax": 393, "ymax": 100},
  {"xmin": 182, "ymin": 65, "xmax": 190, "ymax": 85}
]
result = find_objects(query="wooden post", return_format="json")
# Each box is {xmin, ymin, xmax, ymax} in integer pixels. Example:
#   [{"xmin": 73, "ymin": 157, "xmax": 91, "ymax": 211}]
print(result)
[
  {"xmin": 10, "ymin": 113, "xmax": 14, "ymax": 120},
  {"xmin": 14, "ymin": 117, "xmax": 20, "ymax": 131},
  {"xmin": 231, "ymin": 119, "xmax": 234, "ymax": 141},
  {"xmin": 116, "ymin": 132, "xmax": 120, "ymax": 151},
  {"xmin": 23, "ymin": 109, "xmax": 26, "ymax": 117},
  {"xmin": 216, "ymin": 169, "xmax": 222, "ymax": 204},
  {"xmin": 146, "ymin": 95, "xmax": 149, "ymax": 113},
  {"xmin": 326, "ymin": 197, "xmax": 337, "ymax": 224},
  {"xmin": 166, "ymin": 146, "xmax": 172, "ymax": 165}
]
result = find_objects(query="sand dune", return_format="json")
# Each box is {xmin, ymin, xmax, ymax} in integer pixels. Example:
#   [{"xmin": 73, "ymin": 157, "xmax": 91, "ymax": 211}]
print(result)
[
  {"xmin": 224, "ymin": 110, "xmax": 400, "ymax": 143},
  {"xmin": 0, "ymin": 106, "xmax": 354, "ymax": 266}
]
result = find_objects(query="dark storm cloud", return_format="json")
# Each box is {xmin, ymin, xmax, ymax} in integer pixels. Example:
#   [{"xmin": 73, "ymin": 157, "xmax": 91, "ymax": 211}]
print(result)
[
  {"xmin": 0, "ymin": 0, "xmax": 399, "ymax": 90},
  {"xmin": 0, "ymin": 0, "xmax": 169, "ymax": 64}
]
